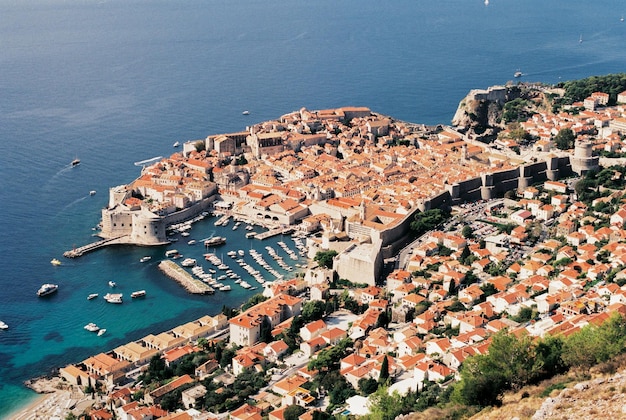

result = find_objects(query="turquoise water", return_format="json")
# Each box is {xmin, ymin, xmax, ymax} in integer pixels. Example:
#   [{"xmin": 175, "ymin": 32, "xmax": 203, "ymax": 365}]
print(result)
[{"xmin": 1, "ymin": 0, "xmax": 626, "ymax": 416}]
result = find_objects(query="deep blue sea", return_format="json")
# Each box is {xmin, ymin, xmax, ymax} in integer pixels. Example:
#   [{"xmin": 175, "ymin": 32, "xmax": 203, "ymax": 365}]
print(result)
[{"xmin": 1, "ymin": 0, "xmax": 625, "ymax": 416}]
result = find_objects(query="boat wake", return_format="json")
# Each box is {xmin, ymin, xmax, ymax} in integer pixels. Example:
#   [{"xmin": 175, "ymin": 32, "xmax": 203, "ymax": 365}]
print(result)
[{"xmin": 134, "ymin": 156, "xmax": 162, "ymax": 166}]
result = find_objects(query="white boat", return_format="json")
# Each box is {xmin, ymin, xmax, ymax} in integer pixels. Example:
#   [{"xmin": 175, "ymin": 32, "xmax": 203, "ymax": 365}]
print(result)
[
  {"xmin": 89, "ymin": 190, "xmax": 96, "ymax": 196},
  {"xmin": 187, "ymin": 239, "xmax": 196, "ymax": 245},
  {"xmin": 173, "ymin": 141, "xmax": 180, "ymax": 147},
  {"xmin": 514, "ymin": 70, "xmax": 522, "ymax": 78},
  {"xmin": 71, "ymin": 158, "xmax": 80, "ymax": 167},
  {"xmin": 37, "ymin": 283, "xmax": 58, "ymax": 297},
  {"xmin": 50, "ymin": 258, "xmax": 61, "ymax": 266},
  {"xmin": 140, "ymin": 256, "xmax": 152, "ymax": 263},
  {"xmin": 87, "ymin": 293, "xmax": 99, "ymax": 300},
  {"xmin": 108, "ymin": 281, "xmax": 116, "ymax": 288},
  {"xmin": 242, "ymin": 110, "xmax": 250, "ymax": 115},
  {"xmin": 131, "ymin": 290, "xmax": 146, "ymax": 298},
  {"xmin": 238, "ymin": 250, "xmax": 245, "ymax": 256},
  {"xmin": 219, "ymin": 285, "xmax": 231, "ymax": 291},
  {"xmin": 97, "ymin": 328, "xmax": 106, "ymax": 336},
  {"xmin": 579, "ymin": 34, "xmax": 583, "ymax": 43},
  {"xmin": 104, "ymin": 293, "xmax": 123, "ymax": 304},
  {"xmin": 165, "ymin": 249, "xmax": 179, "ymax": 257},
  {"xmin": 0, "ymin": 321, "xmax": 8, "ymax": 330},
  {"xmin": 84, "ymin": 323, "xmax": 100, "ymax": 332},
  {"xmin": 181, "ymin": 258, "xmax": 197, "ymax": 267}
]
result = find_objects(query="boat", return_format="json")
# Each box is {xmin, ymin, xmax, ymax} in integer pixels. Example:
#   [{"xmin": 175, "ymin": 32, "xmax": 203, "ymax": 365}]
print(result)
[
  {"xmin": 89, "ymin": 190, "xmax": 96, "ymax": 196},
  {"xmin": 219, "ymin": 285, "xmax": 231, "ymax": 291},
  {"xmin": 134, "ymin": 156, "xmax": 163, "ymax": 166},
  {"xmin": 84, "ymin": 323, "xmax": 100, "ymax": 332},
  {"xmin": 50, "ymin": 258, "xmax": 61, "ymax": 266},
  {"xmin": 579, "ymin": 34, "xmax": 583, "ymax": 43},
  {"xmin": 104, "ymin": 293, "xmax": 123, "ymax": 304},
  {"xmin": 131, "ymin": 290, "xmax": 146, "ymax": 298},
  {"xmin": 621, "ymin": 15, "xmax": 624, "ymax": 22},
  {"xmin": 71, "ymin": 158, "xmax": 80, "ymax": 167},
  {"xmin": 97, "ymin": 328, "xmax": 107, "ymax": 336},
  {"xmin": 0, "ymin": 321, "xmax": 8, "ymax": 330},
  {"xmin": 87, "ymin": 293, "xmax": 99, "ymax": 300},
  {"xmin": 165, "ymin": 249, "xmax": 179, "ymax": 257},
  {"xmin": 108, "ymin": 281, "xmax": 117, "ymax": 288},
  {"xmin": 181, "ymin": 258, "xmax": 197, "ymax": 267},
  {"xmin": 246, "ymin": 232, "xmax": 256, "ymax": 239},
  {"xmin": 204, "ymin": 236, "xmax": 226, "ymax": 247},
  {"xmin": 242, "ymin": 110, "xmax": 250, "ymax": 115},
  {"xmin": 37, "ymin": 283, "xmax": 58, "ymax": 297},
  {"xmin": 140, "ymin": 256, "xmax": 152, "ymax": 263},
  {"xmin": 514, "ymin": 70, "xmax": 522, "ymax": 78},
  {"xmin": 173, "ymin": 141, "xmax": 180, "ymax": 147},
  {"xmin": 187, "ymin": 239, "xmax": 196, "ymax": 245}
]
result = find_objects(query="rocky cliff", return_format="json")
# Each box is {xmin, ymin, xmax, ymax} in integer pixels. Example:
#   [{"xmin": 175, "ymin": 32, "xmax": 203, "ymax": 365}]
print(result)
[{"xmin": 451, "ymin": 83, "xmax": 548, "ymax": 141}]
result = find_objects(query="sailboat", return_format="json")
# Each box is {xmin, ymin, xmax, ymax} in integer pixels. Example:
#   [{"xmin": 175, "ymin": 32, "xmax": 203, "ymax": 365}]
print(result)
[
  {"xmin": 621, "ymin": 15, "xmax": 624, "ymax": 22},
  {"xmin": 579, "ymin": 34, "xmax": 583, "ymax": 43}
]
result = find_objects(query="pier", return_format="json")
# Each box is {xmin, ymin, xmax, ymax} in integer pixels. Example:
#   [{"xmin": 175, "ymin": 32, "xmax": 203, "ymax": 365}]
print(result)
[
  {"xmin": 63, "ymin": 236, "xmax": 127, "ymax": 258},
  {"xmin": 255, "ymin": 227, "xmax": 294, "ymax": 240},
  {"xmin": 158, "ymin": 260, "xmax": 214, "ymax": 294}
]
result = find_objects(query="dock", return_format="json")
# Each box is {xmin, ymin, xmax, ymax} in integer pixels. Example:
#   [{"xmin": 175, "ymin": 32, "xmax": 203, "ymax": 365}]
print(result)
[
  {"xmin": 255, "ymin": 227, "xmax": 294, "ymax": 240},
  {"xmin": 63, "ymin": 236, "xmax": 127, "ymax": 258},
  {"xmin": 158, "ymin": 260, "xmax": 214, "ymax": 294}
]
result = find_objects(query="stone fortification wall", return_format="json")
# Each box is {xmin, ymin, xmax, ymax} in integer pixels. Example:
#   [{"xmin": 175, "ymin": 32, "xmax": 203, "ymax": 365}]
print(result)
[
  {"xmin": 334, "ymin": 240, "xmax": 383, "ymax": 286},
  {"xmin": 490, "ymin": 167, "xmax": 521, "ymax": 196},
  {"xmin": 446, "ymin": 176, "xmax": 483, "ymax": 203}
]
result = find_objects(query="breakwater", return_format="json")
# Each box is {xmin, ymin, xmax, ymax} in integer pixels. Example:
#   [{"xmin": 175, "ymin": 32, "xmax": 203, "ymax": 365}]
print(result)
[{"xmin": 157, "ymin": 260, "xmax": 214, "ymax": 294}]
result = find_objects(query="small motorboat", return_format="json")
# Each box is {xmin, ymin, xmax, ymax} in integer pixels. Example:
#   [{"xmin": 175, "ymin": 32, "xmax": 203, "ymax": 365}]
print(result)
[
  {"xmin": 97, "ymin": 328, "xmax": 107, "ymax": 336},
  {"xmin": 84, "ymin": 323, "xmax": 100, "ymax": 332},
  {"xmin": 242, "ymin": 110, "xmax": 250, "ymax": 115},
  {"xmin": 50, "ymin": 258, "xmax": 61, "ymax": 266},
  {"xmin": 140, "ymin": 256, "xmax": 152, "ymax": 263},
  {"xmin": 131, "ymin": 290, "xmax": 146, "ymax": 298},
  {"xmin": 89, "ymin": 190, "xmax": 96, "ymax": 196},
  {"xmin": 108, "ymin": 281, "xmax": 116, "ymax": 288},
  {"xmin": 0, "ymin": 321, "xmax": 8, "ymax": 330},
  {"xmin": 173, "ymin": 141, "xmax": 180, "ymax": 147},
  {"xmin": 71, "ymin": 158, "xmax": 80, "ymax": 167},
  {"xmin": 87, "ymin": 293, "xmax": 99, "ymax": 300}
]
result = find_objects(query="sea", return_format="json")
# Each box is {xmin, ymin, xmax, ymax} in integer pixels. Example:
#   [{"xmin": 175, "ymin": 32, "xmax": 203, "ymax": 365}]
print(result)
[{"xmin": 1, "ymin": 0, "xmax": 625, "ymax": 416}]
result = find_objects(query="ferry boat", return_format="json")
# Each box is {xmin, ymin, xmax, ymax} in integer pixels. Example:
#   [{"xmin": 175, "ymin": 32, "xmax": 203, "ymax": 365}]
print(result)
[
  {"xmin": 50, "ymin": 258, "xmax": 62, "ymax": 266},
  {"xmin": 204, "ymin": 236, "xmax": 226, "ymax": 247},
  {"xmin": 104, "ymin": 293, "xmax": 123, "ymax": 304},
  {"xmin": 87, "ymin": 293, "xmax": 99, "ymax": 300},
  {"xmin": 37, "ymin": 283, "xmax": 58, "ymax": 297},
  {"xmin": 131, "ymin": 290, "xmax": 146, "ymax": 298},
  {"xmin": 84, "ymin": 323, "xmax": 100, "ymax": 332},
  {"xmin": 140, "ymin": 256, "xmax": 152, "ymax": 263},
  {"xmin": 0, "ymin": 321, "xmax": 8, "ymax": 330}
]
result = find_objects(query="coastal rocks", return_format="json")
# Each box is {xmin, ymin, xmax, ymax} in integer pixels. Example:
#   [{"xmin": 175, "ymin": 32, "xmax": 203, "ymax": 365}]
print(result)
[
  {"xmin": 158, "ymin": 260, "xmax": 214, "ymax": 294},
  {"xmin": 24, "ymin": 375, "xmax": 65, "ymax": 394}
]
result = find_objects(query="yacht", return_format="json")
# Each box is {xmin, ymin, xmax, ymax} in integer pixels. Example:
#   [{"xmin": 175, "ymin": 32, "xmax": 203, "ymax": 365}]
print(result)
[
  {"xmin": 37, "ymin": 283, "xmax": 58, "ymax": 297},
  {"xmin": 0, "ymin": 321, "xmax": 8, "ymax": 330},
  {"xmin": 104, "ymin": 293, "xmax": 123, "ymax": 304},
  {"xmin": 87, "ymin": 293, "xmax": 99, "ymax": 300},
  {"xmin": 181, "ymin": 258, "xmax": 197, "ymax": 267},
  {"xmin": 219, "ymin": 285, "xmax": 231, "ymax": 291},
  {"xmin": 165, "ymin": 249, "xmax": 179, "ymax": 257},
  {"xmin": 140, "ymin": 256, "xmax": 152, "ymax": 263},
  {"xmin": 131, "ymin": 290, "xmax": 146, "ymax": 298},
  {"xmin": 50, "ymin": 258, "xmax": 61, "ymax": 266},
  {"xmin": 84, "ymin": 323, "xmax": 100, "ymax": 332},
  {"xmin": 204, "ymin": 236, "xmax": 226, "ymax": 247}
]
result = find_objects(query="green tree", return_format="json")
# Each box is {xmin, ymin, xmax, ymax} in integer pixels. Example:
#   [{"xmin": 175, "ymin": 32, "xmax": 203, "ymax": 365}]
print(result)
[
  {"xmin": 314, "ymin": 250, "xmax": 338, "ymax": 269},
  {"xmin": 284, "ymin": 405, "xmax": 307, "ymax": 420},
  {"xmin": 554, "ymin": 128, "xmax": 576, "ymax": 150},
  {"xmin": 410, "ymin": 209, "xmax": 448, "ymax": 236},
  {"xmin": 378, "ymin": 355, "xmax": 389, "ymax": 384},
  {"xmin": 367, "ymin": 386, "xmax": 403, "ymax": 420},
  {"xmin": 358, "ymin": 377, "xmax": 379, "ymax": 394},
  {"xmin": 241, "ymin": 293, "xmax": 268, "ymax": 311},
  {"xmin": 302, "ymin": 300, "xmax": 326, "ymax": 323}
]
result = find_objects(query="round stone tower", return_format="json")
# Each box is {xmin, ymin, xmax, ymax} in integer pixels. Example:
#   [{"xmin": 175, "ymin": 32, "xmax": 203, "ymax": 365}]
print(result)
[{"xmin": 570, "ymin": 140, "xmax": 599, "ymax": 175}]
